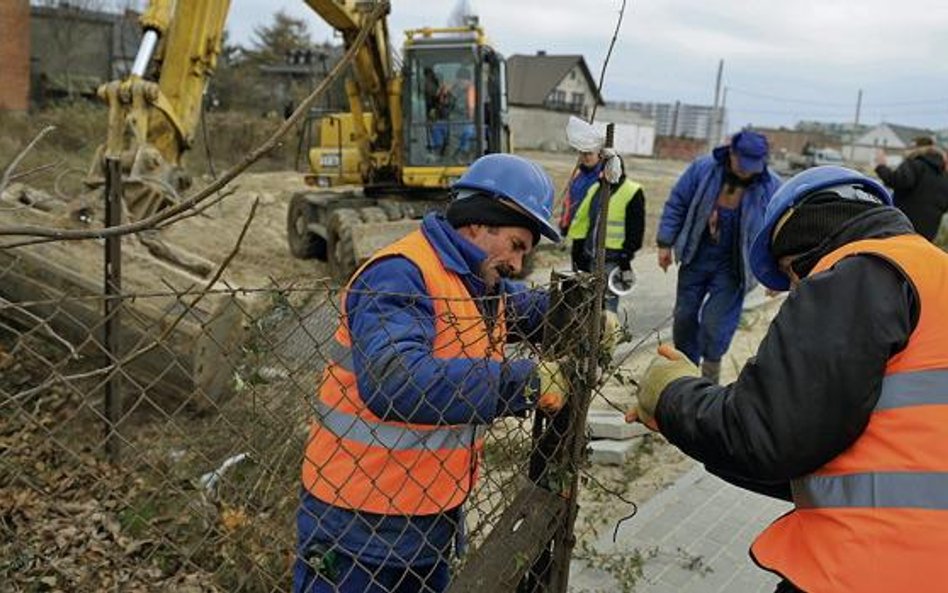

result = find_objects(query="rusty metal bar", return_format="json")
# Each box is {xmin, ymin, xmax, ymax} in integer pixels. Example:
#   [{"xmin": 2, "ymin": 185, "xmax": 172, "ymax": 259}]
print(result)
[{"xmin": 103, "ymin": 157, "xmax": 124, "ymax": 462}]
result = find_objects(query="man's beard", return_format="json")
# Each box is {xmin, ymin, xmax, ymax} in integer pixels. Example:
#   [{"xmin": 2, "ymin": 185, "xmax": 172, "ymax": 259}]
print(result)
[
  {"xmin": 495, "ymin": 263, "xmax": 515, "ymax": 279},
  {"xmin": 479, "ymin": 261, "xmax": 515, "ymax": 290}
]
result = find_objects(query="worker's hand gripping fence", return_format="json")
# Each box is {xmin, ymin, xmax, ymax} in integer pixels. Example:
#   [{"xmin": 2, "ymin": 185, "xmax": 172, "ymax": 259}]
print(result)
[{"xmin": 0, "ymin": 264, "xmax": 620, "ymax": 592}]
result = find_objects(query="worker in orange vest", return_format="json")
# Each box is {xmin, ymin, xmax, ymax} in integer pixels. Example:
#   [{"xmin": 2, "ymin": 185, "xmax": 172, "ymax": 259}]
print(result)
[
  {"xmin": 294, "ymin": 154, "xmax": 612, "ymax": 593},
  {"xmin": 628, "ymin": 165, "xmax": 948, "ymax": 592}
]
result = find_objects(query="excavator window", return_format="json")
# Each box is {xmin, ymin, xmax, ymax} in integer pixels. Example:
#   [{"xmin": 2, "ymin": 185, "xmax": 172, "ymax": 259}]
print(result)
[{"xmin": 403, "ymin": 47, "xmax": 483, "ymax": 167}]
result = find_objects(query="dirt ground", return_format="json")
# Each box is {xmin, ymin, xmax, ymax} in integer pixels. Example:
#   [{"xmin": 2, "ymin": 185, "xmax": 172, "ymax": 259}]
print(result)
[{"xmin": 144, "ymin": 149, "xmax": 684, "ymax": 289}]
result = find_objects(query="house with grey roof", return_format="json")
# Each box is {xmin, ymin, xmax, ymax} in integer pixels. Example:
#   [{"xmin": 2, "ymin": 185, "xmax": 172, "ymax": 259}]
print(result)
[
  {"xmin": 850, "ymin": 122, "xmax": 937, "ymax": 166},
  {"xmin": 507, "ymin": 52, "xmax": 602, "ymax": 117},
  {"xmin": 506, "ymin": 52, "xmax": 609, "ymax": 151}
]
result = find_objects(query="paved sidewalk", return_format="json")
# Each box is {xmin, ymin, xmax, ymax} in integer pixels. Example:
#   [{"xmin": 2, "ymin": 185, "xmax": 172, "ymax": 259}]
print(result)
[
  {"xmin": 532, "ymin": 249, "xmax": 787, "ymax": 592},
  {"xmin": 530, "ymin": 252, "xmax": 770, "ymax": 349},
  {"xmin": 569, "ymin": 464, "xmax": 791, "ymax": 592}
]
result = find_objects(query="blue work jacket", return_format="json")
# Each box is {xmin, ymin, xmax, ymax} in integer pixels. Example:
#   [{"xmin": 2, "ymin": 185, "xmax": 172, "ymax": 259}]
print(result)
[
  {"xmin": 656, "ymin": 147, "xmax": 781, "ymax": 290},
  {"xmin": 299, "ymin": 213, "xmax": 547, "ymax": 567}
]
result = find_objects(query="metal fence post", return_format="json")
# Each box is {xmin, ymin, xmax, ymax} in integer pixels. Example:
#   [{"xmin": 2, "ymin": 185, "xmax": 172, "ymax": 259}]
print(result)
[{"xmin": 103, "ymin": 157, "xmax": 123, "ymax": 462}]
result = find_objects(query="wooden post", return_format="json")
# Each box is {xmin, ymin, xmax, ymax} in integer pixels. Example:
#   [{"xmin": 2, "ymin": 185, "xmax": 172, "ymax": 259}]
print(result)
[{"xmin": 550, "ymin": 123, "xmax": 617, "ymax": 592}]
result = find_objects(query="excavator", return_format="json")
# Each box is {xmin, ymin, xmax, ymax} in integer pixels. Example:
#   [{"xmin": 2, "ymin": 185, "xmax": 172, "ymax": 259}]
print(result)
[
  {"xmin": 84, "ymin": 0, "xmax": 512, "ymax": 279},
  {"xmin": 0, "ymin": 0, "xmax": 511, "ymax": 408}
]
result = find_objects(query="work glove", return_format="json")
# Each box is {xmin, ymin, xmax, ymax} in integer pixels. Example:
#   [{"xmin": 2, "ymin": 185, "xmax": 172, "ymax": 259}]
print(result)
[
  {"xmin": 601, "ymin": 147, "xmax": 622, "ymax": 184},
  {"xmin": 600, "ymin": 310, "xmax": 621, "ymax": 360},
  {"xmin": 532, "ymin": 360, "xmax": 569, "ymax": 414},
  {"xmin": 625, "ymin": 344, "xmax": 699, "ymax": 431}
]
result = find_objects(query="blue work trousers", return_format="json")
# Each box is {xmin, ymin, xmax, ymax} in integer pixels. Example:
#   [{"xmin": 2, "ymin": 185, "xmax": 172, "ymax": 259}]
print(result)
[
  {"xmin": 293, "ymin": 549, "xmax": 450, "ymax": 593},
  {"xmin": 672, "ymin": 262, "xmax": 744, "ymax": 365}
]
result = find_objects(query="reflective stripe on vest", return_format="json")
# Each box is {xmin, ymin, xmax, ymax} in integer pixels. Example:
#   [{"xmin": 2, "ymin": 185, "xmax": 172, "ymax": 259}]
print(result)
[
  {"xmin": 326, "ymin": 338, "xmax": 353, "ymax": 373},
  {"xmin": 792, "ymin": 471, "xmax": 948, "ymax": 510},
  {"xmin": 790, "ymin": 369, "xmax": 948, "ymax": 510},
  {"xmin": 315, "ymin": 400, "xmax": 479, "ymax": 452},
  {"xmin": 302, "ymin": 229, "xmax": 503, "ymax": 515},
  {"xmin": 751, "ymin": 234, "xmax": 948, "ymax": 593},
  {"xmin": 875, "ymin": 368, "xmax": 948, "ymax": 410},
  {"xmin": 567, "ymin": 179, "xmax": 642, "ymax": 249}
]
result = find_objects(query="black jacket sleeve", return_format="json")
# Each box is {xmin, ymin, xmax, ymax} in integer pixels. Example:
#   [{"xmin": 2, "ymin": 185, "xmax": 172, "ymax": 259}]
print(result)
[
  {"xmin": 622, "ymin": 189, "xmax": 646, "ymax": 263},
  {"xmin": 655, "ymin": 254, "xmax": 916, "ymax": 483},
  {"xmin": 875, "ymin": 160, "xmax": 918, "ymax": 193}
]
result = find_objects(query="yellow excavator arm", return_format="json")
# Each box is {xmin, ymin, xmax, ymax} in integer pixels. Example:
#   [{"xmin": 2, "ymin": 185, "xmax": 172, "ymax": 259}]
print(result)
[
  {"xmin": 87, "ymin": 0, "xmax": 403, "ymax": 219},
  {"xmin": 302, "ymin": 1, "xmax": 405, "ymax": 183},
  {"xmin": 87, "ymin": 0, "xmax": 231, "ymax": 220}
]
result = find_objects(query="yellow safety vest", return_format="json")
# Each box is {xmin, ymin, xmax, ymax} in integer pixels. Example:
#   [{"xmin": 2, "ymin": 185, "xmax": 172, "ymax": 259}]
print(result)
[{"xmin": 567, "ymin": 179, "xmax": 642, "ymax": 249}]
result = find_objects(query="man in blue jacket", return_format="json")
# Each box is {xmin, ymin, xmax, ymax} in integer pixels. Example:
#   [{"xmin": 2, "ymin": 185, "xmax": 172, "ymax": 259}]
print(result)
[
  {"xmin": 295, "ymin": 154, "xmax": 577, "ymax": 593},
  {"xmin": 656, "ymin": 130, "xmax": 781, "ymax": 383}
]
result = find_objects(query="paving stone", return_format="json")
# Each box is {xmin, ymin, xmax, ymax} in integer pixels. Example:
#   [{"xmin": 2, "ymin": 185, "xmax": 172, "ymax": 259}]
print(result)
[
  {"xmin": 587, "ymin": 409, "xmax": 650, "ymax": 440},
  {"xmin": 573, "ymin": 465, "xmax": 791, "ymax": 592},
  {"xmin": 587, "ymin": 438, "xmax": 640, "ymax": 465}
]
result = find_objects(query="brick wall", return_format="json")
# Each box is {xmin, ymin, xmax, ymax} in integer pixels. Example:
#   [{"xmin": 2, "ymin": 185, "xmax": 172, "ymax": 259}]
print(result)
[
  {"xmin": 654, "ymin": 136, "xmax": 707, "ymax": 162},
  {"xmin": 0, "ymin": 0, "xmax": 30, "ymax": 111},
  {"xmin": 753, "ymin": 128, "xmax": 842, "ymax": 155}
]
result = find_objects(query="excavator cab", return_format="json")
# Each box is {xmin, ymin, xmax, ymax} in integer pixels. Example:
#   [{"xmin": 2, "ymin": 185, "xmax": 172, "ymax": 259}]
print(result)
[{"xmin": 401, "ymin": 26, "xmax": 509, "ymax": 172}]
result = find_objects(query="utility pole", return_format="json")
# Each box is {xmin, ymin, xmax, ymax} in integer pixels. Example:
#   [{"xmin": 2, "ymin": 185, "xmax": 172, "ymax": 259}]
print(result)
[
  {"xmin": 849, "ymin": 89, "xmax": 863, "ymax": 161},
  {"xmin": 709, "ymin": 59, "xmax": 724, "ymax": 150}
]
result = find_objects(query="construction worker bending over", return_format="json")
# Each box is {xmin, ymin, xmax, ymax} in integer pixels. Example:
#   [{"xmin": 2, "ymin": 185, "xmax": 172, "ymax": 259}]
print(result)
[
  {"xmin": 295, "ymin": 154, "xmax": 595, "ymax": 593},
  {"xmin": 656, "ymin": 130, "xmax": 781, "ymax": 383},
  {"xmin": 629, "ymin": 166, "xmax": 948, "ymax": 593},
  {"xmin": 567, "ymin": 152, "xmax": 645, "ymax": 313}
]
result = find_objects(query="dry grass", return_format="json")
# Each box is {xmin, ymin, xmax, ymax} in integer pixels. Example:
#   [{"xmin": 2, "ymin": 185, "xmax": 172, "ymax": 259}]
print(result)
[{"xmin": 0, "ymin": 104, "xmax": 303, "ymax": 198}]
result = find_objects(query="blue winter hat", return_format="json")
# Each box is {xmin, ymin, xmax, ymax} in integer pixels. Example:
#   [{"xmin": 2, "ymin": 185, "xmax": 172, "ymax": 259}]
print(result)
[{"xmin": 731, "ymin": 130, "xmax": 769, "ymax": 174}]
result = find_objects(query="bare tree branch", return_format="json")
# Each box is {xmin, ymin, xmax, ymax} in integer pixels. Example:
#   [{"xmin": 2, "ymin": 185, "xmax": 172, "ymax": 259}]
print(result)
[
  {"xmin": 0, "ymin": 296, "xmax": 79, "ymax": 359},
  {"xmin": 8, "ymin": 161, "xmax": 62, "ymax": 184},
  {"xmin": 589, "ymin": 0, "xmax": 627, "ymax": 124},
  {"xmin": 155, "ymin": 187, "xmax": 238, "ymax": 229},
  {"xmin": 557, "ymin": 0, "xmax": 628, "ymax": 220},
  {"xmin": 1, "ymin": 126, "xmax": 57, "ymax": 195}
]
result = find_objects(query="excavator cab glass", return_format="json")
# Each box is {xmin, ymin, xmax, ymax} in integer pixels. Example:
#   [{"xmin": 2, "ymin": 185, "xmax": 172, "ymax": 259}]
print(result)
[{"xmin": 403, "ymin": 38, "xmax": 508, "ymax": 168}]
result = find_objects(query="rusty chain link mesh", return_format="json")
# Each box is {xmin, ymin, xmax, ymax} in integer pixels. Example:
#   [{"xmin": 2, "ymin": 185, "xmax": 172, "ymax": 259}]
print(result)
[{"xmin": 0, "ymin": 252, "xmax": 632, "ymax": 592}]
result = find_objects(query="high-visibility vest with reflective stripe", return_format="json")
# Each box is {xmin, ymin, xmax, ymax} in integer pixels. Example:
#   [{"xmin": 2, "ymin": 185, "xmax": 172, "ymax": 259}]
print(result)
[
  {"xmin": 301, "ymin": 229, "xmax": 505, "ymax": 515},
  {"xmin": 567, "ymin": 179, "xmax": 642, "ymax": 250},
  {"xmin": 751, "ymin": 234, "xmax": 948, "ymax": 593}
]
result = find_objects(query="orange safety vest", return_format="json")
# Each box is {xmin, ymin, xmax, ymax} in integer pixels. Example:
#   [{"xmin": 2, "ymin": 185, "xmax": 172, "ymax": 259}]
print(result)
[
  {"xmin": 301, "ymin": 229, "xmax": 506, "ymax": 515},
  {"xmin": 751, "ymin": 234, "xmax": 948, "ymax": 593}
]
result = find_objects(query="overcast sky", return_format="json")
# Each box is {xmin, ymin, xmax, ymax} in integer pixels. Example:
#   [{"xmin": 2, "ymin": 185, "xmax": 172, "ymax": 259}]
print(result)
[{"xmin": 221, "ymin": 0, "xmax": 948, "ymax": 133}]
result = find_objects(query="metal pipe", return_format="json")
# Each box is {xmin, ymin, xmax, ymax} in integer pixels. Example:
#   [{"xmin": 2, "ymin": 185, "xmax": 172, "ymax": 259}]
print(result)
[
  {"xmin": 131, "ymin": 30, "xmax": 160, "ymax": 77},
  {"xmin": 103, "ymin": 158, "xmax": 124, "ymax": 463}
]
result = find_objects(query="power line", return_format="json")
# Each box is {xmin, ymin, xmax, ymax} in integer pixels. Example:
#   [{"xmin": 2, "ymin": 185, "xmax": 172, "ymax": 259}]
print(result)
[
  {"xmin": 727, "ymin": 87, "xmax": 850, "ymax": 107},
  {"xmin": 728, "ymin": 86, "xmax": 948, "ymax": 109}
]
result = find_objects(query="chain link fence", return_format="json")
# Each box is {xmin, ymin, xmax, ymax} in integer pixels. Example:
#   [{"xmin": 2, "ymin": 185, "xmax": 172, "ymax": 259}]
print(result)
[{"xmin": 0, "ymin": 245, "xmax": 644, "ymax": 592}]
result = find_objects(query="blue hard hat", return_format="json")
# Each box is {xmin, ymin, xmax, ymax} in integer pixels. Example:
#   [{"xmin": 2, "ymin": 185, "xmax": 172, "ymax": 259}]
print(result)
[
  {"xmin": 452, "ymin": 154, "xmax": 561, "ymax": 243},
  {"xmin": 750, "ymin": 165, "xmax": 892, "ymax": 291}
]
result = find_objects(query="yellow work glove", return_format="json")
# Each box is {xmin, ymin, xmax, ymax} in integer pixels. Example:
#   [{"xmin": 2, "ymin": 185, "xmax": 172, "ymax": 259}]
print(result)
[
  {"xmin": 600, "ymin": 310, "xmax": 621, "ymax": 360},
  {"xmin": 533, "ymin": 360, "xmax": 569, "ymax": 414},
  {"xmin": 625, "ymin": 344, "xmax": 698, "ymax": 430}
]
